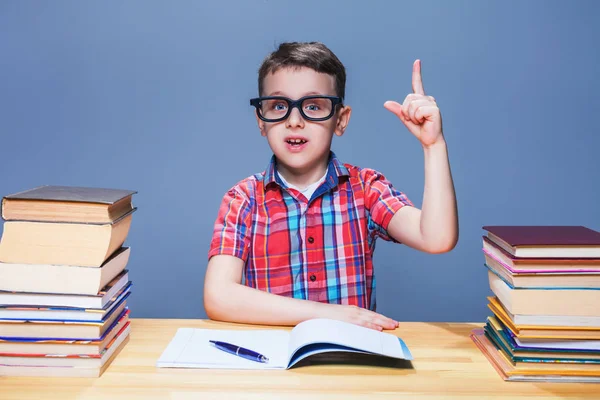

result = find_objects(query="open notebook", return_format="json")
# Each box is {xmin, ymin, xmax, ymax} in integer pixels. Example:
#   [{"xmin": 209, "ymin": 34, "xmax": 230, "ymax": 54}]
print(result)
[{"xmin": 156, "ymin": 318, "xmax": 413, "ymax": 370}]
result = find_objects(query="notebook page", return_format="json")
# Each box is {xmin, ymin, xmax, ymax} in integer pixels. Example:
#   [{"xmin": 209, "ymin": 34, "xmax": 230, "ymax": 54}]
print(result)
[
  {"xmin": 157, "ymin": 327, "xmax": 290, "ymax": 369},
  {"xmin": 287, "ymin": 319, "xmax": 408, "ymax": 363}
]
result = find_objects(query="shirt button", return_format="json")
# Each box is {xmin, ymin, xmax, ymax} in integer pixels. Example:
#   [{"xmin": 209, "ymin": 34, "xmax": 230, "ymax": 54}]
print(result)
[
  {"xmin": 307, "ymin": 237, "xmax": 314, "ymax": 244},
  {"xmin": 310, "ymin": 274, "xmax": 316, "ymax": 282}
]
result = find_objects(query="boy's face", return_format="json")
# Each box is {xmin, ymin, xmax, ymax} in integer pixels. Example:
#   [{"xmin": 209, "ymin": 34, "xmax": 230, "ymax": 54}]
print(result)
[{"xmin": 257, "ymin": 67, "xmax": 351, "ymax": 176}]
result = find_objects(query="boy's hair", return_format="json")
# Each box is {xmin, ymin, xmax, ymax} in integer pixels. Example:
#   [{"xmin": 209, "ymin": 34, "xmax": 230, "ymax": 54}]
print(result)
[{"xmin": 258, "ymin": 42, "xmax": 346, "ymax": 101}]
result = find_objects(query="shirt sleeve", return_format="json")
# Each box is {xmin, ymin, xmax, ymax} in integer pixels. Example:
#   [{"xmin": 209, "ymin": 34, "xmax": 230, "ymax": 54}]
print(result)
[
  {"xmin": 207, "ymin": 187, "xmax": 253, "ymax": 261},
  {"xmin": 362, "ymin": 168, "xmax": 414, "ymax": 242}
]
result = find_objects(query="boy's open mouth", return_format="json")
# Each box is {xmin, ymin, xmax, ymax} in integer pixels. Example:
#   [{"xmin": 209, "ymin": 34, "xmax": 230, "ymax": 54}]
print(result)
[{"xmin": 286, "ymin": 138, "xmax": 308, "ymax": 146}]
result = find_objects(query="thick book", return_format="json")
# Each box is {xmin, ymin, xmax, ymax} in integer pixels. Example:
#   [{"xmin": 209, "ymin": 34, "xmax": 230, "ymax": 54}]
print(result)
[
  {"xmin": 487, "ymin": 296, "xmax": 600, "ymax": 328},
  {"xmin": 487, "ymin": 297, "xmax": 600, "ymax": 340},
  {"xmin": 488, "ymin": 271, "xmax": 600, "ymax": 317},
  {"xmin": 2, "ymin": 185, "xmax": 136, "ymax": 224},
  {"xmin": 0, "ymin": 271, "xmax": 130, "ymax": 309},
  {"xmin": 156, "ymin": 318, "xmax": 413, "ymax": 370},
  {"xmin": 0, "ymin": 211, "xmax": 134, "ymax": 267},
  {"xmin": 482, "ymin": 237, "xmax": 600, "ymax": 273},
  {"xmin": 482, "ymin": 226, "xmax": 600, "ymax": 258},
  {"xmin": 0, "ymin": 247, "xmax": 130, "ymax": 295}
]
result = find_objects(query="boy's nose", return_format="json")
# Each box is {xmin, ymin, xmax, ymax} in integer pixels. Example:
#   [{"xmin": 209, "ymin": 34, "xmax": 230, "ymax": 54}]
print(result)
[{"xmin": 285, "ymin": 107, "xmax": 305, "ymax": 129}]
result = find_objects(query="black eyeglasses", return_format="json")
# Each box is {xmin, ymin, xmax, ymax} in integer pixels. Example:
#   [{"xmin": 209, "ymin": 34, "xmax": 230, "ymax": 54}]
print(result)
[{"xmin": 249, "ymin": 95, "xmax": 343, "ymax": 123}]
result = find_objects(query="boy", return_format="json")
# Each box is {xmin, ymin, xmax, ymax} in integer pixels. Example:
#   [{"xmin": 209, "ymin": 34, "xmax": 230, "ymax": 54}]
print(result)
[{"xmin": 204, "ymin": 42, "xmax": 458, "ymax": 331}]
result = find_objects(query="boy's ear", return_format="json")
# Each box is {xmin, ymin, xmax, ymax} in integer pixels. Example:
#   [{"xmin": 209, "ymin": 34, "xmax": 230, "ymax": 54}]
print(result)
[
  {"xmin": 255, "ymin": 113, "xmax": 267, "ymax": 137},
  {"xmin": 334, "ymin": 105, "xmax": 352, "ymax": 137}
]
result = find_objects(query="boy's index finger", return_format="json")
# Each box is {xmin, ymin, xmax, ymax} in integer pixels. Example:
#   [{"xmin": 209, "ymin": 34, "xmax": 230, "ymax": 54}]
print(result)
[{"xmin": 412, "ymin": 59, "xmax": 425, "ymax": 95}]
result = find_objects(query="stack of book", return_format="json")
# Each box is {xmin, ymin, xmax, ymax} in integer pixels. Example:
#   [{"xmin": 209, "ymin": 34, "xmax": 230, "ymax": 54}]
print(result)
[
  {"xmin": 0, "ymin": 185, "xmax": 136, "ymax": 377},
  {"xmin": 471, "ymin": 225, "xmax": 600, "ymax": 383}
]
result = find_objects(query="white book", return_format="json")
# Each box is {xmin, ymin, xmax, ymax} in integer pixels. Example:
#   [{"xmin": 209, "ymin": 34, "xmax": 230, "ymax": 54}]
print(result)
[
  {"xmin": 156, "ymin": 318, "xmax": 412, "ymax": 370},
  {"xmin": 488, "ymin": 271, "xmax": 600, "ymax": 317},
  {"xmin": 501, "ymin": 303, "xmax": 600, "ymax": 328},
  {"xmin": 0, "ymin": 289, "xmax": 131, "ymax": 322},
  {"xmin": 0, "ymin": 247, "xmax": 130, "ymax": 295},
  {"xmin": 0, "ymin": 271, "xmax": 130, "ymax": 309},
  {"xmin": 514, "ymin": 337, "xmax": 600, "ymax": 351}
]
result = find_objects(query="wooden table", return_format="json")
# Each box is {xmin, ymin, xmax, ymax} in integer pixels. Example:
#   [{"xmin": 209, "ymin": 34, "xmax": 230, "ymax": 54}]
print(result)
[{"xmin": 1, "ymin": 319, "xmax": 598, "ymax": 399}]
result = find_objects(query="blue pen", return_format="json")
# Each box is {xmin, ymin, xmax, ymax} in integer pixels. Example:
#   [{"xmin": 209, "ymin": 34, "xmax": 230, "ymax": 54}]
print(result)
[{"xmin": 209, "ymin": 340, "xmax": 269, "ymax": 363}]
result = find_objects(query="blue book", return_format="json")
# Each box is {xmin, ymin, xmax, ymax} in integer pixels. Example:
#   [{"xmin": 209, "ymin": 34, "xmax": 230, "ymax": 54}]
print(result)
[{"xmin": 485, "ymin": 319, "xmax": 600, "ymax": 364}]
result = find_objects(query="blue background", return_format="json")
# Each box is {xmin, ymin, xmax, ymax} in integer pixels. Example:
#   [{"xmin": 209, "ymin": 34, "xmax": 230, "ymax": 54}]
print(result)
[{"xmin": 1, "ymin": 0, "xmax": 599, "ymax": 321}]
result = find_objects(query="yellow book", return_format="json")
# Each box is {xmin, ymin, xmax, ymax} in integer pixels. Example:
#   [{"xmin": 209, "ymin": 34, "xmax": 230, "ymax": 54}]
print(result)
[{"xmin": 0, "ymin": 212, "xmax": 134, "ymax": 267}]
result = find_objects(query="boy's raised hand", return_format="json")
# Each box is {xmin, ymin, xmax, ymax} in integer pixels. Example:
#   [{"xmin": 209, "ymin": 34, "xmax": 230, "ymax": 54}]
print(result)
[{"xmin": 384, "ymin": 60, "xmax": 443, "ymax": 148}]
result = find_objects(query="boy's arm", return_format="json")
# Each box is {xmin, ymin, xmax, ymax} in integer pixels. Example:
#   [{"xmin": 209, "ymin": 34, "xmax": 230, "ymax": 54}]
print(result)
[
  {"xmin": 383, "ymin": 60, "xmax": 459, "ymax": 253},
  {"xmin": 203, "ymin": 254, "xmax": 398, "ymax": 331}
]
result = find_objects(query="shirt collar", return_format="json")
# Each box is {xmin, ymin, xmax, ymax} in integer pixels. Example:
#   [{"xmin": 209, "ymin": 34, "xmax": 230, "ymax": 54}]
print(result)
[{"xmin": 263, "ymin": 151, "xmax": 349, "ymax": 190}]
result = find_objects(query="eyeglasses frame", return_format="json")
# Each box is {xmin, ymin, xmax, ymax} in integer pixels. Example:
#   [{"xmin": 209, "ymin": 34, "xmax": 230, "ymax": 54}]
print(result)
[{"xmin": 249, "ymin": 95, "xmax": 343, "ymax": 123}]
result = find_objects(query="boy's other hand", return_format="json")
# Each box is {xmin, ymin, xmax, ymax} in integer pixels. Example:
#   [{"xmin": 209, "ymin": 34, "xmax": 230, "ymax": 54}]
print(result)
[
  {"xmin": 323, "ymin": 304, "xmax": 399, "ymax": 331},
  {"xmin": 383, "ymin": 59, "xmax": 443, "ymax": 149}
]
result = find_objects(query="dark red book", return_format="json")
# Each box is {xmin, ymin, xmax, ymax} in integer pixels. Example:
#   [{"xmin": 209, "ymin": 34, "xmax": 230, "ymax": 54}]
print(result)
[{"xmin": 482, "ymin": 226, "xmax": 600, "ymax": 258}]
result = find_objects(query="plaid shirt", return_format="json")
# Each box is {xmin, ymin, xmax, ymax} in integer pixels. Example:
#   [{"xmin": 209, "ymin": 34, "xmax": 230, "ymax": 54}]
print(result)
[{"xmin": 208, "ymin": 152, "xmax": 413, "ymax": 310}]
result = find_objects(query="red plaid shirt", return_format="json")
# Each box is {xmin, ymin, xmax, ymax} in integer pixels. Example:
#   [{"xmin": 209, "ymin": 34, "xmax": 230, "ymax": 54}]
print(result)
[{"xmin": 208, "ymin": 152, "xmax": 413, "ymax": 310}]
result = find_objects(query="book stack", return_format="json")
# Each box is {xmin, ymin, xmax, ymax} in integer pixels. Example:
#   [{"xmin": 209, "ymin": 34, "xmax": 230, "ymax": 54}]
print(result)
[
  {"xmin": 0, "ymin": 185, "xmax": 137, "ymax": 377},
  {"xmin": 471, "ymin": 225, "xmax": 600, "ymax": 383}
]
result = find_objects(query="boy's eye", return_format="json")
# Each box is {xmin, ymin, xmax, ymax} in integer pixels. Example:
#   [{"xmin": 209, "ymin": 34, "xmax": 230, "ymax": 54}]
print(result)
[
  {"xmin": 272, "ymin": 102, "xmax": 287, "ymax": 111},
  {"xmin": 304, "ymin": 103, "xmax": 320, "ymax": 111}
]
